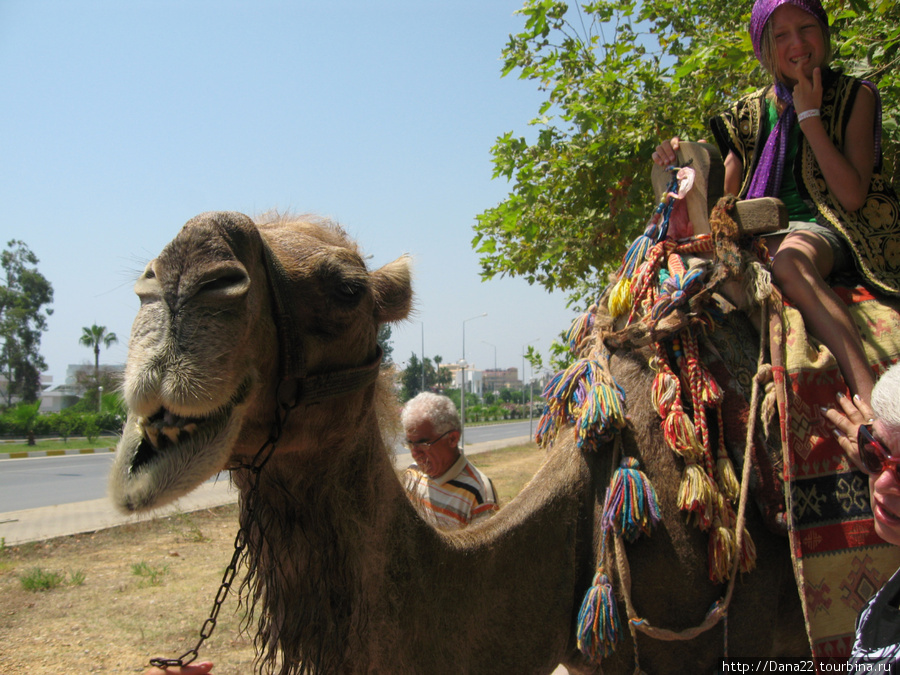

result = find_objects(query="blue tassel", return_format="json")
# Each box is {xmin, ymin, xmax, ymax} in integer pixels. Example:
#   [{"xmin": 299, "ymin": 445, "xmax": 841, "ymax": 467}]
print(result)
[
  {"xmin": 576, "ymin": 570, "xmax": 622, "ymax": 661},
  {"xmin": 602, "ymin": 457, "xmax": 662, "ymax": 543}
]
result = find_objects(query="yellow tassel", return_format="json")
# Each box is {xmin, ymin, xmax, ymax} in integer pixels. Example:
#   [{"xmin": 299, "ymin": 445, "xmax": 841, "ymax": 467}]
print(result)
[
  {"xmin": 708, "ymin": 523, "xmax": 737, "ymax": 584},
  {"xmin": 716, "ymin": 457, "xmax": 740, "ymax": 502},
  {"xmin": 677, "ymin": 463, "xmax": 715, "ymax": 529},
  {"xmin": 608, "ymin": 277, "xmax": 633, "ymax": 319},
  {"xmin": 738, "ymin": 526, "xmax": 757, "ymax": 574}
]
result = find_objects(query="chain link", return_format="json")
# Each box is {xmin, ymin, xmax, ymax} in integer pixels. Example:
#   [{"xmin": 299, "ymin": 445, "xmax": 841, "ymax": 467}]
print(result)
[{"xmin": 149, "ymin": 395, "xmax": 293, "ymax": 670}]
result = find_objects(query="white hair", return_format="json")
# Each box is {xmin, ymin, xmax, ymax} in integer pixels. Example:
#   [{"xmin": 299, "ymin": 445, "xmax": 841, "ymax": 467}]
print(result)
[
  {"xmin": 871, "ymin": 362, "xmax": 900, "ymax": 428},
  {"xmin": 400, "ymin": 392, "xmax": 460, "ymax": 434}
]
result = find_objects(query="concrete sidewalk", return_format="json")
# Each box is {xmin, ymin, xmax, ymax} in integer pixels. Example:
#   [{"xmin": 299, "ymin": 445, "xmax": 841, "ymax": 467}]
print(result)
[{"xmin": 0, "ymin": 435, "xmax": 533, "ymax": 546}]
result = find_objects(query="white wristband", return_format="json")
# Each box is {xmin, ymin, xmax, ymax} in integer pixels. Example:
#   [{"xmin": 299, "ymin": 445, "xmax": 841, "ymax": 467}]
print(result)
[{"xmin": 797, "ymin": 108, "xmax": 820, "ymax": 122}]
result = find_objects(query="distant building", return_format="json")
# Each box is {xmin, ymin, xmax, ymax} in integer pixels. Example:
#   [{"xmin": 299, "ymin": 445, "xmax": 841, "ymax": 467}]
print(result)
[
  {"xmin": 483, "ymin": 367, "xmax": 520, "ymax": 392},
  {"xmin": 39, "ymin": 382, "xmax": 81, "ymax": 413},
  {"xmin": 0, "ymin": 373, "xmax": 53, "ymax": 409},
  {"xmin": 445, "ymin": 362, "xmax": 485, "ymax": 397}
]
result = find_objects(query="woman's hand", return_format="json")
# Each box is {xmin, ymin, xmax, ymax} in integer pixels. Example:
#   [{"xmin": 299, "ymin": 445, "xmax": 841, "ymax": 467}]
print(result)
[{"xmin": 822, "ymin": 393, "xmax": 874, "ymax": 472}]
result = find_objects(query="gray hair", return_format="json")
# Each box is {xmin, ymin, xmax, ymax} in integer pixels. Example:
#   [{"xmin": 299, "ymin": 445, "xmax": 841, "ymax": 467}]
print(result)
[
  {"xmin": 401, "ymin": 392, "xmax": 460, "ymax": 434},
  {"xmin": 871, "ymin": 363, "xmax": 900, "ymax": 429}
]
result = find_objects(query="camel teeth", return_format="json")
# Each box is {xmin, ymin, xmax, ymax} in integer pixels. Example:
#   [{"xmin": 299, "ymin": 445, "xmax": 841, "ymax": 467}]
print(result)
[
  {"xmin": 144, "ymin": 425, "xmax": 160, "ymax": 448},
  {"xmin": 162, "ymin": 426, "xmax": 180, "ymax": 444}
]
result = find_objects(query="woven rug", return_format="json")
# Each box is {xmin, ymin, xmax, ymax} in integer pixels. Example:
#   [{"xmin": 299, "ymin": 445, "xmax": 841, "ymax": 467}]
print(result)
[{"xmin": 776, "ymin": 284, "xmax": 900, "ymax": 659}]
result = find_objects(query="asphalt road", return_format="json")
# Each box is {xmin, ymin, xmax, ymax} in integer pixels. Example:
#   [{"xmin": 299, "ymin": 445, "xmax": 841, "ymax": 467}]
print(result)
[{"xmin": 0, "ymin": 420, "xmax": 536, "ymax": 512}]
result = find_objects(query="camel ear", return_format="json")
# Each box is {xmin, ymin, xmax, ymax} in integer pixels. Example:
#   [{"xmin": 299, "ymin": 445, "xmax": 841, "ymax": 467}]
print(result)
[{"xmin": 371, "ymin": 255, "xmax": 412, "ymax": 324}]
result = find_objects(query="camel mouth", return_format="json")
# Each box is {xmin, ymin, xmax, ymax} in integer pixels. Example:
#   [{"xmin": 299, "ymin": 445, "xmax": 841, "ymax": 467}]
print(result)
[
  {"xmin": 128, "ymin": 377, "xmax": 252, "ymax": 475},
  {"xmin": 130, "ymin": 408, "xmax": 215, "ymax": 474},
  {"xmin": 110, "ymin": 378, "xmax": 252, "ymax": 513}
]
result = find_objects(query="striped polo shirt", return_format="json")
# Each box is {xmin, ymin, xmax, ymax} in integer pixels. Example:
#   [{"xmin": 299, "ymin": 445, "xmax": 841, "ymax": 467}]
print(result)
[{"xmin": 403, "ymin": 454, "xmax": 499, "ymax": 530}]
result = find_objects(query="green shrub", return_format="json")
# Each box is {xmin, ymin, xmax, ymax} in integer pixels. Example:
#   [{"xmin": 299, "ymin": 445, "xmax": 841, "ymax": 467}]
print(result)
[
  {"xmin": 19, "ymin": 567, "xmax": 66, "ymax": 592},
  {"xmin": 131, "ymin": 561, "xmax": 169, "ymax": 587}
]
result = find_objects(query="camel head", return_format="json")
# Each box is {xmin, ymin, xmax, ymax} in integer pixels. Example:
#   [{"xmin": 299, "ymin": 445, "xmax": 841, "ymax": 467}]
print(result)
[{"xmin": 109, "ymin": 211, "xmax": 412, "ymax": 513}]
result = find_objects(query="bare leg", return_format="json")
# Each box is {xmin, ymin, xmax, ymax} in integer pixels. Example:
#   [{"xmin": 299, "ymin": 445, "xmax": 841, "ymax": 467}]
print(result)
[{"xmin": 770, "ymin": 231, "xmax": 875, "ymax": 403}]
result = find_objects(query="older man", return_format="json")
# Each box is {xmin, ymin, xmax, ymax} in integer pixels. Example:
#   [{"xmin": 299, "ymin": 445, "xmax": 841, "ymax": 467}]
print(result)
[{"xmin": 400, "ymin": 392, "xmax": 499, "ymax": 530}]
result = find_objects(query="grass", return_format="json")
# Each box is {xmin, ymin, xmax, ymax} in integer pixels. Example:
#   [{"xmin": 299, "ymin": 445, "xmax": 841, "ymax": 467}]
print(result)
[
  {"xmin": 0, "ymin": 438, "xmax": 117, "ymax": 455},
  {"xmin": 0, "ymin": 442, "xmax": 545, "ymax": 674},
  {"xmin": 131, "ymin": 560, "xmax": 170, "ymax": 587},
  {"xmin": 17, "ymin": 566, "xmax": 88, "ymax": 591}
]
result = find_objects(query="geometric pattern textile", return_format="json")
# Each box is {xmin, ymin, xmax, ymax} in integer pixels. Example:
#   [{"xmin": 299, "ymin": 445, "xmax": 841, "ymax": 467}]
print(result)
[{"xmin": 778, "ymin": 284, "xmax": 900, "ymax": 660}]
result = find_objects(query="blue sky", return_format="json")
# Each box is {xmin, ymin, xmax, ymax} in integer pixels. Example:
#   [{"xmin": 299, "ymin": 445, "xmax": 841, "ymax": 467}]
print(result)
[{"xmin": 1, "ymin": 0, "xmax": 579, "ymax": 387}]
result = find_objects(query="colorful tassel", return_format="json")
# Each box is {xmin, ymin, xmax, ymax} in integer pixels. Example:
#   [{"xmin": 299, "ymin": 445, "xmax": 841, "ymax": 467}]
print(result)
[
  {"xmin": 608, "ymin": 277, "xmax": 633, "ymax": 319},
  {"xmin": 650, "ymin": 357, "xmax": 680, "ymax": 418},
  {"xmin": 576, "ymin": 569, "xmax": 622, "ymax": 660},
  {"xmin": 564, "ymin": 311, "xmax": 596, "ymax": 354},
  {"xmin": 677, "ymin": 463, "xmax": 716, "ymax": 529},
  {"xmin": 603, "ymin": 457, "xmax": 662, "ymax": 542},
  {"xmin": 738, "ymin": 526, "xmax": 758, "ymax": 574},
  {"xmin": 708, "ymin": 521, "xmax": 737, "ymax": 584},
  {"xmin": 536, "ymin": 359, "xmax": 626, "ymax": 450},
  {"xmin": 662, "ymin": 409, "xmax": 703, "ymax": 462},
  {"xmin": 716, "ymin": 456, "xmax": 740, "ymax": 503}
]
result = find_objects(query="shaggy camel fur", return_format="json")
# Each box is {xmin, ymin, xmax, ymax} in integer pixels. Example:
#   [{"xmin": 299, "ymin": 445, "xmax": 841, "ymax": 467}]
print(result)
[{"xmin": 110, "ymin": 211, "xmax": 807, "ymax": 674}]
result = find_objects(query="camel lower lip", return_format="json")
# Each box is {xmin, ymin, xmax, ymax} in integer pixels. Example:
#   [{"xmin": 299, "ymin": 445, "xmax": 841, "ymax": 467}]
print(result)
[{"xmin": 110, "ymin": 377, "xmax": 253, "ymax": 513}]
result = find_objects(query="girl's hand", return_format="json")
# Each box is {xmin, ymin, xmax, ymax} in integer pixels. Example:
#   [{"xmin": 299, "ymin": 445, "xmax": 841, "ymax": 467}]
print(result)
[
  {"xmin": 652, "ymin": 137, "xmax": 680, "ymax": 167},
  {"xmin": 793, "ymin": 65, "xmax": 823, "ymax": 119},
  {"xmin": 822, "ymin": 393, "xmax": 874, "ymax": 472}
]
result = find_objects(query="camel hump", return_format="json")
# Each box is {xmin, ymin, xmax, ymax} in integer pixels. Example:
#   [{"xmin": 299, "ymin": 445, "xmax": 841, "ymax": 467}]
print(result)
[{"xmin": 650, "ymin": 141, "xmax": 786, "ymax": 237}]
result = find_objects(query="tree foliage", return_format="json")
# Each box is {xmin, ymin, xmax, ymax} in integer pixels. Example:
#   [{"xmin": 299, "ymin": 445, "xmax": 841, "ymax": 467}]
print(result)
[
  {"xmin": 0, "ymin": 241, "xmax": 54, "ymax": 406},
  {"xmin": 377, "ymin": 324, "xmax": 395, "ymax": 365},
  {"xmin": 399, "ymin": 353, "xmax": 452, "ymax": 402},
  {"xmin": 78, "ymin": 324, "xmax": 118, "ymax": 384},
  {"xmin": 473, "ymin": 0, "xmax": 900, "ymax": 304}
]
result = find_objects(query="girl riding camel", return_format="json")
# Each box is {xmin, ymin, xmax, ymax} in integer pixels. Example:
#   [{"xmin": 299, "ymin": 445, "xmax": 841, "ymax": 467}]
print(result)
[{"xmin": 654, "ymin": 0, "xmax": 900, "ymax": 405}]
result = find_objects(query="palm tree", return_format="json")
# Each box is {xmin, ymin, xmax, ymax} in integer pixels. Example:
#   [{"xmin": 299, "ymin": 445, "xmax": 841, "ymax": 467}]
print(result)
[{"xmin": 79, "ymin": 324, "xmax": 118, "ymax": 384}]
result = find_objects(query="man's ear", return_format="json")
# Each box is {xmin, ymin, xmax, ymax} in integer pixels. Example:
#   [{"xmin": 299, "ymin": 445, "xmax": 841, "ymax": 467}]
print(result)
[{"xmin": 448, "ymin": 430, "xmax": 462, "ymax": 449}]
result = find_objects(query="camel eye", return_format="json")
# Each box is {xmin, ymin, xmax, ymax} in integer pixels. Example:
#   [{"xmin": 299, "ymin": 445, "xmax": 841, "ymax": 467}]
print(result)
[{"xmin": 336, "ymin": 279, "xmax": 365, "ymax": 302}]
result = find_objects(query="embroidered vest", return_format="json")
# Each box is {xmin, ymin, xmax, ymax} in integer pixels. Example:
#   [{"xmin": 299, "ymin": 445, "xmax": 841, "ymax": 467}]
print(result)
[{"xmin": 710, "ymin": 70, "xmax": 900, "ymax": 296}]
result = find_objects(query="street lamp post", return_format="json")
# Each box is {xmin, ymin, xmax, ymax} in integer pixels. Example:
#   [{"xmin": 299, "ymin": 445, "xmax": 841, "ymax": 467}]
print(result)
[
  {"xmin": 522, "ymin": 337, "xmax": 540, "ymax": 431},
  {"xmin": 462, "ymin": 312, "xmax": 487, "ymax": 364},
  {"xmin": 97, "ymin": 385, "xmax": 103, "ymax": 413},
  {"xmin": 459, "ymin": 313, "xmax": 487, "ymax": 449},
  {"xmin": 457, "ymin": 358, "xmax": 468, "ymax": 447}
]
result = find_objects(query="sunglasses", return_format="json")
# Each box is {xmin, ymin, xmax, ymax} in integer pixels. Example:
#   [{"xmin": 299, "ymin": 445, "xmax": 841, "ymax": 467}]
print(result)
[
  {"xmin": 858, "ymin": 423, "xmax": 900, "ymax": 479},
  {"xmin": 404, "ymin": 429, "xmax": 452, "ymax": 450}
]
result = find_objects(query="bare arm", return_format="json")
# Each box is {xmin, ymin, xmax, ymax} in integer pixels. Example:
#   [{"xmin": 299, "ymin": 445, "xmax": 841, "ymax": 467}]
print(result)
[
  {"xmin": 724, "ymin": 151, "xmax": 742, "ymax": 196},
  {"xmin": 793, "ymin": 66, "xmax": 875, "ymax": 212}
]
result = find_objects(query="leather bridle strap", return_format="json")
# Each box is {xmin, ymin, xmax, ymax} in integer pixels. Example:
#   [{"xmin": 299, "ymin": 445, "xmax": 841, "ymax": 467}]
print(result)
[{"xmin": 257, "ymin": 228, "xmax": 383, "ymax": 406}]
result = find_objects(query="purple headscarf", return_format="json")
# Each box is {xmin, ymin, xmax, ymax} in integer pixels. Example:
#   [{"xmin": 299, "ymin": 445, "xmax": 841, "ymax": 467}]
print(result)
[
  {"xmin": 749, "ymin": 0, "xmax": 830, "ymax": 62},
  {"xmin": 745, "ymin": 0, "xmax": 831, "ymax": 199}
]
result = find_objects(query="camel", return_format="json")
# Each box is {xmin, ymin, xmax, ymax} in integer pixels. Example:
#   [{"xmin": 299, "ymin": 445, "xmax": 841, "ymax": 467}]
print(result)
[{"xmin": 109, "ymin": 210, "xmax": 807, "ymax": 675}]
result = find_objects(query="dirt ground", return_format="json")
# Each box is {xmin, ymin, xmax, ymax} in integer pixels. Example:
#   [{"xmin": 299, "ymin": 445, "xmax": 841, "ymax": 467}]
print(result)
[{"xmin": 0, "ymin": 443, "xmax": 545, "ymax": 674}]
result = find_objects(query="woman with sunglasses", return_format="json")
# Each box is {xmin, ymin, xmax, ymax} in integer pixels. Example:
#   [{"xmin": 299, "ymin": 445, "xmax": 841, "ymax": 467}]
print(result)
[{"xmin": 826, "ymin": 362, "xmax": 900, "ymax": 667}]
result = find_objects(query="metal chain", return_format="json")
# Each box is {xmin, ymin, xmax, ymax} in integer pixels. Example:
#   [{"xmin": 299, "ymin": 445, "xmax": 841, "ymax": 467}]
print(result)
[{"xmin": 148, "ymin": 396, "xmax": 293, "ymax": 670}]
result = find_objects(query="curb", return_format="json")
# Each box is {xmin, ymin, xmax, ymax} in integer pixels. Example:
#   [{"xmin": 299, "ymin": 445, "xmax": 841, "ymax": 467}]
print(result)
[{"xmin": 3, "ymin": 447, "xmax": 116, "ymax": 459}]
